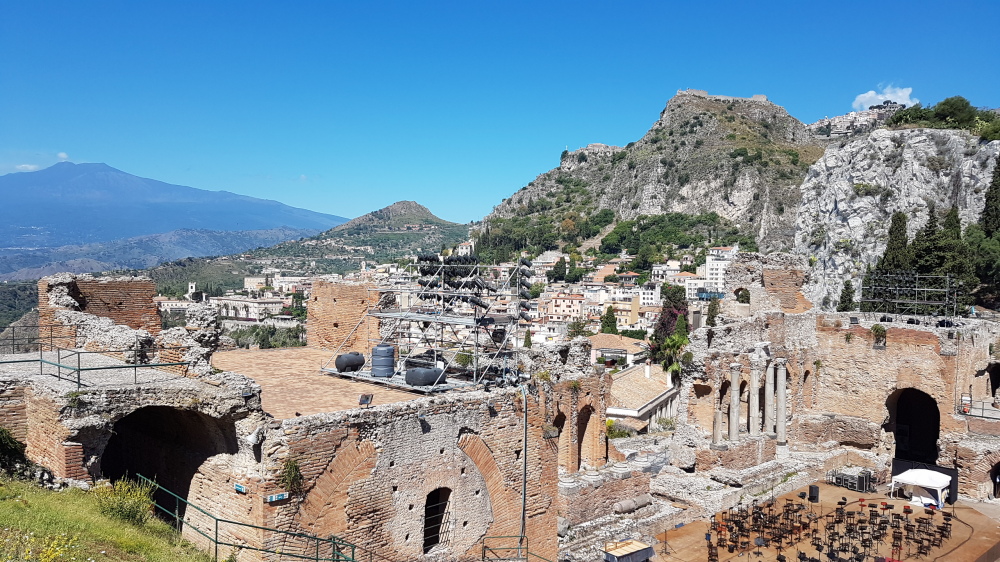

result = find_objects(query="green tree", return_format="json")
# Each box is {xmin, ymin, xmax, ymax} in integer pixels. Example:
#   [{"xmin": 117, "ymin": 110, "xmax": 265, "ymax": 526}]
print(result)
[
  {"xmin": 877, "ymin": 212, "xmax": 912, "ymax": 272},
  {"xmin": 601, "ymin": 306, "xmax": 619, "ymax": 334},
  {"xmin": 632, "ymin": 245, "xmax": 657, "ymax": 272},
  {"xmin": 529, "ymin": 282, "xmax": 546, "ymax": 299},
  {"xmin": 837, "ymin": 280, "xmax": 856, "ymax": 311},
  {"xmin": 705, "ymin": 297, "xmax": 720, "ymax": 327},
  {"xmin": 567, "ymin": 317, "xmax": 593, "ymax": 338},
  {"xmin": 523, "ymin": 330, "xmax": 532, "ymax": 348},
  {"xmin": 547, "ymin": 257, "xmax": 567, "ymax": 282},
  {"xmin": 673, "ymin": 312, "xmax": 688, "ymax": 340},
  {"xmin": 933, "ymin": 96, "xmax": 977, "ymax": 128},
  {"xmin": 661, "ymin": 283, "xmax": 686, "ymax": 308},
  {"xmin": 981, "ymin": 157, "xmax": 1000, "ymax": 238}
]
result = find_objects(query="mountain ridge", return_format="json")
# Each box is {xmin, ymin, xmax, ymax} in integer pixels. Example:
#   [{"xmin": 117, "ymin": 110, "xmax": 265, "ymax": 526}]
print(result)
[{"xmin": 0, "ymin": 162, "xmax": 348, "ymax": 248}]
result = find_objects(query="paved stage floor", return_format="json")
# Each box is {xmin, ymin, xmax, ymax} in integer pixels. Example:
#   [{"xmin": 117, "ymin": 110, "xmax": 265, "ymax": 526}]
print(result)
[
  {"xmin": 212, "ymin": 347, "xmax": 421, "ymax": 419},
  {"xmin": 652, "ymin": 482, "xmax": 1000, "ymax": 562}
]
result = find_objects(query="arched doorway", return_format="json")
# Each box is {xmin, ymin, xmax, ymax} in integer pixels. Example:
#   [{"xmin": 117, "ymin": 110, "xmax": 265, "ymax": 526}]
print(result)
[
  {"xmin": 577, "ymin": 406, "xmax": 600, "ymax": 471},
  {"xmin": 552, "ymin": 411, "xmax": 570, "ymax": 471},
  {"xmin": 102, "ymin": 406, "xmax": 238, "ymax": 517},
  {"xmin": 423, "ymin": 487, "xmax": 451, "ymax": 553},
  {"xmin": 887, "ymin": 389, "xmax": 940, "ymax": 464}
]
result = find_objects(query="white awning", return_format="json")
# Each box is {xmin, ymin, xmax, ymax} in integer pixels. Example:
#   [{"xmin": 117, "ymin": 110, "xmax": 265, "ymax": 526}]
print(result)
[{"xmin": 890, "ymin": 469, "xmax": 951, "ymax": 507}]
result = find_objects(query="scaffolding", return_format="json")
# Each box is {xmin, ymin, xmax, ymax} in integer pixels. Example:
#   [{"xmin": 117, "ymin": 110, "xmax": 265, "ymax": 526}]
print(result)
[
  {"xmin": 320, "ymin": 255, "xmax": 536, "ymax": 394},
  {"xmin": 859, "ymin": 272, "xmax": 960, "ymax": 318}
]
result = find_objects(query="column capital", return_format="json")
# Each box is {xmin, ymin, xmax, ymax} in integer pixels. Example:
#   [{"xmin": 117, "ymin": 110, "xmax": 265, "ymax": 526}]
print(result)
[
  {"xmin": 773, "ymin": 357, "xmax": 787, "ymax": 367},
  {"xmin": 729, "ymin": 362, "xmax": 743, "ymax": 373}
]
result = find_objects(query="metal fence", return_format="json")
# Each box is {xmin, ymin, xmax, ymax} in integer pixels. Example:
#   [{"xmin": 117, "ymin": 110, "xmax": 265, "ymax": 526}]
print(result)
[
  {"xmin": 481, "ymin": 536, "xmax": 553, "ymax": 562},
  {"xmin": 137, "ymin": 474, "xmax": 358, "ymax": 561},
  {"xmin": 958, "ymin": 393, "xmax": 1000, "ymax": 420}
]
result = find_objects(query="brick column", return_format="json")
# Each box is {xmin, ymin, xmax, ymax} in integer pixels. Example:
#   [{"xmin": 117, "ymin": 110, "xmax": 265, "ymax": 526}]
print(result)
[
  {"xmin": 775, "ymin": 358, "xmax": 788, "ymax": 446},
  {"xmin": 749, "ymin": 360, "xmax": 762, "ymax": 437},
  {"xmin": 764, "ymin": 360, "xmax": 775, "ymax": 435},
  {"xmin": 729, "ymin": 363, "xmax": 741, "ymax": 442}
]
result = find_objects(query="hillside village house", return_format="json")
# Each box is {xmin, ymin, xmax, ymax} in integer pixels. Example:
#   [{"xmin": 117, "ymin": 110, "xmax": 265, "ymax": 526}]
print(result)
[
  {"xmin": 587, "ymin": 333, "xmax": 647, "ymax": 365},
  {"xmin": 209, "ymin": 295, "xmax": 284, "ymax": 321}
]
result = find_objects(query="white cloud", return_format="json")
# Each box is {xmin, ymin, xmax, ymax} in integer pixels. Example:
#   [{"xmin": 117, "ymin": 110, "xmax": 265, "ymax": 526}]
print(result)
[
  {"xmin": 853, "ymin": 86, "xmax": 918, "ymax": 112},
  {"xmin": 15, "ymin": 164, "xmax": 39, "ymax": 172},
  {"xmin": 299, "ymin": 174, "xmax": 308, "ymax": 182},
  {"xmin": 57, "ymin": 152, "xmax": 68, "ymax": 160}
]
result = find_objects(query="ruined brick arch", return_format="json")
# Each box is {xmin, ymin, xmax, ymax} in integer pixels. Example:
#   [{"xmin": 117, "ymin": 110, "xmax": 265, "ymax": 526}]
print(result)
[
  {"xmin": 457, "ymin": 433, "xmax": 520, "ymax": 538},
  {"xmin": 577, "ymin": 404, "xmax": 603, "ymax": 471},
  {"xmin": 884, "ymin": 388, "xmax": 940, "ymax": 464},
  {"xmin": 296, "ymin": 440, "xmax": 377, "ymax": 535},
  {"xmin": 100, "ymin": 406, "xmax": 239, "ymax": 519},
  {"xmin": 551, "ymin": 410, "xmax": 573, "ymax": 471},
  {"xmin": 976, "ymin": 451, "xmax": 1000, "ymax": 497}
]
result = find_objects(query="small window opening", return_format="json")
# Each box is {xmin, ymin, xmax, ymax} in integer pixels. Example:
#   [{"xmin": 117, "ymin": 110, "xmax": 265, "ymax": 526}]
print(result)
[{"xmin": 423, "ymin": 487, "xmax": 452, "ymax": 553}]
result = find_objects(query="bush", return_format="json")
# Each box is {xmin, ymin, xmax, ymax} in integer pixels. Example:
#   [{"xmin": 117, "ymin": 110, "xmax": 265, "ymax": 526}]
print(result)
[
  {"xmin": 606, "ymin": 420, "xmax": 633, "ymax": 439},
  {"xmin": 279, "ymin": 458, "xmax": 304, "ymax": 494},
  {"xmin": 94, "ymin": 479, "xmax": 155, "ymax": 525}
]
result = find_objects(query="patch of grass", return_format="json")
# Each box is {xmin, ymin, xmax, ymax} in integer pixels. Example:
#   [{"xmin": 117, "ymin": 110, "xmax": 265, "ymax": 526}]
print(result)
[{"xmin": 0, "ymin": 477, "xmax": 211, "ymax": 562}]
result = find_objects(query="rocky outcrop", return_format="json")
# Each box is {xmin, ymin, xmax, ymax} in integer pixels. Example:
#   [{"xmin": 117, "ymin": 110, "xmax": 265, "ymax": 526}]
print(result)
[
  {"xmin": 792, "ymin": 129, "xmax": 1000, "ymax": 308},
  {"xmin": 486, "ymin": 89, "xmax": 830, "ymax": 252}
]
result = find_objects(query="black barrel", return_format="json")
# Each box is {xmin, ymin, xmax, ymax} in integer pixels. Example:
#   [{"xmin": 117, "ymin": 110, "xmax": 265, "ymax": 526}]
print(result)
[
  {"xmin": 371, "ymin": 344, "xmax": 395, "ymax": 377},
  {"xmin": 405, "ymin": 367, "xmax": 444, "ymax": 386},
  {"xmin": 335, "ymin": 351, "xmax": 365, "ymax": 372}
]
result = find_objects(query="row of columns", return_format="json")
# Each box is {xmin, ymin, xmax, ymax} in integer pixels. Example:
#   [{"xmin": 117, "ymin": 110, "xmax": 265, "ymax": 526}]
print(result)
[{"xmin": 712, "ymin": 358, "xmax": 788, "ymax": 447}]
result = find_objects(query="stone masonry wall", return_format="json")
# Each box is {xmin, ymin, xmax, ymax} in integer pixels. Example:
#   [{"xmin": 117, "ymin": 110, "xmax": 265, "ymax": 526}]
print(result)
[
  {"xmin": 38, "ymin": 274, "xmax": 160, "ymax": 348},
  {"xmin": 0, "ymin": 382, "xmax": 27, "ymax": 442},
  {"xmin": 306, "ymin": 279, "xmax": 380, "ymax": 356},
  {"xmin": 257, "ymin": 389, "xmax": 559, "ymax": 562}
]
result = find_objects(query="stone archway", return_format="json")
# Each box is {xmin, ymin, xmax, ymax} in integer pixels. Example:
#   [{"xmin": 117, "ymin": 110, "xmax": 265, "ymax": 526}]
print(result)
[
  {"xmin": 101, "ymin": 406, "xmax": 238, "ymax": 517},
  {"xmin": 886, "ymin": 388, "xmax": 940, "ymax": 464}
]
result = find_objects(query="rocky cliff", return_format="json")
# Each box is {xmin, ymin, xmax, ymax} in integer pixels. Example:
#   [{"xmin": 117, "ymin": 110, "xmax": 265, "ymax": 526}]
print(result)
[
  {"xmin": 792, "ymin": 128, "xmax": 1000, "ymax": 307},
  {"xmin": 485, "ymin": 90, "xmax": 830, "ymax": 252}
]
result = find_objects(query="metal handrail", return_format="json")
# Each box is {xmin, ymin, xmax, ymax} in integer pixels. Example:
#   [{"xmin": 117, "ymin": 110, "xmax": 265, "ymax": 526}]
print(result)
[
  {"xmin": 136, "ymin": 474, "xmax": 357, "ymax": 561},
  {"xmin": 482, "ymin": 536, "xmax": 553, "ymax": 562}
]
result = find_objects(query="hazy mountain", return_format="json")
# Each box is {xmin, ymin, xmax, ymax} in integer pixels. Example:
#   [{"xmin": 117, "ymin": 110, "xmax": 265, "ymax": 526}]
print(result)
[
  {"xmin": 0, "ymin": 227, "xmax": 320, "ymax": 281},
  {"xmin": 0, "ymin": 162, "xmax": 347, "ymax": 248}
]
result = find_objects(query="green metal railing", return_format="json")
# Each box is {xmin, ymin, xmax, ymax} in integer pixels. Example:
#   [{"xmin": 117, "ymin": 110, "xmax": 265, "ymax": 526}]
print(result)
[
  {"xmin": 0, "ymin": 338, "xmax": 194, "ymax": 389},
  {"xmin": 137, "ymin": 474, "xmax": 358, "ymax": 561},
  {"xmin": 482, "ymin": 536, "xmax": 553, "ymax": 562}
]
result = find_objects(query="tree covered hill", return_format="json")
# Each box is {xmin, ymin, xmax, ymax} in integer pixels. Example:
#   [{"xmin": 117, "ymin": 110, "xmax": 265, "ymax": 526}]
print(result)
[
  {"xmin": 250, "ymin": 201, "xmax": 470, "ymax": 266},
  {"xmin": 476, "ymin": 90, "xmax": 831, "ymax": 262}
]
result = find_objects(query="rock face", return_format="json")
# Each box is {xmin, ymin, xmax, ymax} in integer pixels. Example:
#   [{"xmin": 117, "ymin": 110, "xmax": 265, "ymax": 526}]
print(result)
[
  {"xmin": 792, "ymin": 129, "xmax": 1000, "ymax": 308},
  {"xmin": 485, "ymin": 89, "xmax": 829, "ymax": 252}
]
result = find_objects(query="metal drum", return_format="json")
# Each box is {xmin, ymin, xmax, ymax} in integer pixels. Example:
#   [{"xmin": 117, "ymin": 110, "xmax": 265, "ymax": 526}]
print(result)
[
  {"xmin": 371, "ymin": 344, "xmax": 395, "ymax": 378},
  {"xmin": 335, "ymin": 351, "xmax": 364, "ymax": 372},
  {"xmin": 405, "ymin": 367, "xmax": 444, "ymax": 387}
]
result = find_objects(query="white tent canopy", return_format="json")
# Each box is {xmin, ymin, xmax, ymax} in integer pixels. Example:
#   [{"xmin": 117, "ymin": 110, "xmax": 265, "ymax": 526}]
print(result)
[{"xmin": 890, "ymin": 469, "xmax": 951, "ymax": 508}]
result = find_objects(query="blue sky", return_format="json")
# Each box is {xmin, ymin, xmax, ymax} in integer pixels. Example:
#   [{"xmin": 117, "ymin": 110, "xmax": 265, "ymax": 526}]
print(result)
[{"xmin": 2, "ymin": 1, "xmax": 998, "ymax": 224}]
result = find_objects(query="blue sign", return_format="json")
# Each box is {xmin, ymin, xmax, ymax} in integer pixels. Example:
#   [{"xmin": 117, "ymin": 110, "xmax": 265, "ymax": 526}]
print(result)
[
  {"xmin": 266, "ymin": 492, "xmax": 289, "ymax": 503},
  {"xmin": 234, "ymin": 483, "xmax": 247, "ymax": 494}
]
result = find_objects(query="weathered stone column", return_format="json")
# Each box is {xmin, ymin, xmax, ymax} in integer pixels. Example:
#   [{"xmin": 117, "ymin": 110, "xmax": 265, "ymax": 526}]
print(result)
[
  {"xmin": 749, "ymin": 360, "xmax": 762, "ymax": 437},
  {"xmin": 775, "ymin": 357, "xmax": 788, "ymax": 446},
  {"xmin": 764, "ymin": 360, "xmax": 775, "ymax": 435},
  {"xmin": 729, "ymin": 363, "xmax": 741, "ymax": 442},
  {"xmin": 713, "ymin": 408, "xmax": 723, "ymax": 446}
]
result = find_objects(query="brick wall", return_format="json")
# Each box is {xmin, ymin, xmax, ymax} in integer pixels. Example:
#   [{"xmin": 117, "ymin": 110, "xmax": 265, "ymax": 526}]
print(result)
[
  {"xmin": 557, "ymin": 471, "xmax": 651, "ymax": 525},
  {"xmin": 262, "ymin": 389, "xmax": 559, "ymax": 562},
  {"xmin": 0, "ymin": 384, "xmax": 27, "ymax": 442},
  {"xmin": 38, "ymin": 275, "xmax": 160, "ymax": 350},
  {"xmin": 306, "ymin": 280, "xmax": 380, "ymax": 355},
  {"xmin": 24, "ymin": 391, "xmax": 74, "ymax": 477}
]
